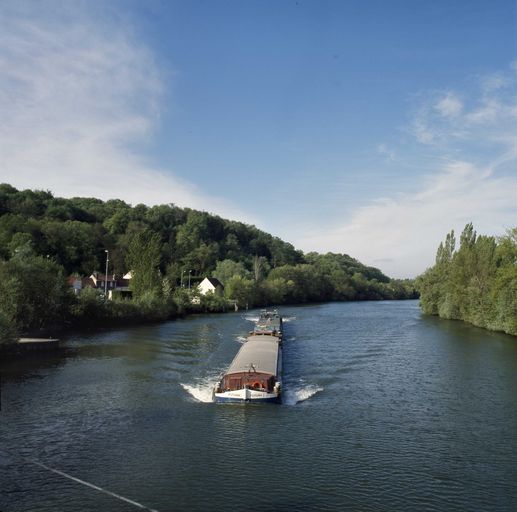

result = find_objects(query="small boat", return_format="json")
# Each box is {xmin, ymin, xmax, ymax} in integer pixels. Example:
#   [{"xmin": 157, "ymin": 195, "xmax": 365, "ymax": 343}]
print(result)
[{"xmin": 214, "ymin": 311, "xmax": 283, "ymax": 403}]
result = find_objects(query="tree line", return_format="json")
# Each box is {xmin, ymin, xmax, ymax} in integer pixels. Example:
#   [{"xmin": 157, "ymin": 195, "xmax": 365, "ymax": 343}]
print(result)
[
  {"xmin": 416, "ymin": 223, "xmax": 517, "ymax": 336},
  {"xmin": 0, "ymin": 184, "xmax": 417, "ymax": 344}
]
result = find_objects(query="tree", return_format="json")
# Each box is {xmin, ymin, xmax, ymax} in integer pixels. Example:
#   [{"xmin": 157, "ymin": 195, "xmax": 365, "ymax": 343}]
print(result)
[
  {"xmin": 0, "ymin": 183, "xmax": 422, "ymax": 331},
  {"xmin": 0, "ymin": 254, "xmax": 70, "ymax": 333},
  {"xmin": 126, "ymin": 230, "xmax": 163, "ymax": 298},
  {"xmin": 417, "ymin": 223, "xmax": 517, "ymax": 336},
  {"xmin": 212, "ymin": 259, "xmax": 250, "ymax": 285},
  {"xmin": 0, "ymin": 310, "xmax": 17, "ymax": 346},
  {"xmin": 261, "ymin": 277, "xmax": 292, "ymax": 305},
  {"xmin": 224, "ymin": 276, "xmax": 256, "ymax": 308},
  {"xmin": 252, "ymin": 255, "xmax": 270, "ymax": 282}
]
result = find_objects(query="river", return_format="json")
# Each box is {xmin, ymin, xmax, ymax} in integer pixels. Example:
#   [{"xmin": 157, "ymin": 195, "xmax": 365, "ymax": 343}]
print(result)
[{"xmin": 1, "ymin": 300, "xmax": 516, "ymax": 511}]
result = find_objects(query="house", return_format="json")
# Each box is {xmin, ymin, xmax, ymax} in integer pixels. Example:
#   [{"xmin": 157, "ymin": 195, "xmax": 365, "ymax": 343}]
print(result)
[
  {"xmin": 198, "ymin": 277, "xmax": 224, "ymax": 296},
  {"xmin": 67, "ymin": 271, "xmax": 131, "ymax": 299},
  {"xmin": 90, "ymin": 272, "xmax": 117, "ymax": 291},
  {"xmin": 109, "ymin": 274, "xmax": 132, "ymax": 300}
]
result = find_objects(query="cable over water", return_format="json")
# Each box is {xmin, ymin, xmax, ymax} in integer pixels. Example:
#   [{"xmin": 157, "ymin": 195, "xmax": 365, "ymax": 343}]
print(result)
[{"xmin": 0, "ymin": 449, "xmax": 158, "ymax": 512}]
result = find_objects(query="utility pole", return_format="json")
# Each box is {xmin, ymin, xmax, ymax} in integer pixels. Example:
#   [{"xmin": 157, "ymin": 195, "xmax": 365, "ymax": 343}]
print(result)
[
  {"xmin": 104, "ymin": 250, "xmax": 109, "ymax": 299},
  {"xmin": 188, "ymin": 269, "xmax": 192, "ymax": 289}
]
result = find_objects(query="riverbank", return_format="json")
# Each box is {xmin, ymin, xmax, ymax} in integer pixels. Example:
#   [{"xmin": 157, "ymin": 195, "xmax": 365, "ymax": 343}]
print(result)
[{"xmin": 0, "ymin": 292, "xmax": 420, "ymax": 357}]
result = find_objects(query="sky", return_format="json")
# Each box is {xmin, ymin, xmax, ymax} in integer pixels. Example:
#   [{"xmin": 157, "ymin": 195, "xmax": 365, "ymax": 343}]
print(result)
[{"xmin": 1, "ymin": 0, "xmax": 516, "ymax": 278}]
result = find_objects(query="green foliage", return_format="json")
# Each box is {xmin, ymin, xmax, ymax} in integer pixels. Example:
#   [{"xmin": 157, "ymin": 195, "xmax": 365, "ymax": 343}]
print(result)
[
  {"xmin": 0, "ymin": 254, "xmax": 70, "ymax": 333},
  {"xmin": 212, "ymin": 259, "xmax": 250, "ymax": 284},
  {"xmin": 199, "ymin": 293, "xmax": 230, "ymax": 313},
  {"xmin": 224, "ymin": 275, "xmax": 256, "ymax": 308},
  {"xmin": 417, "ymin": 224, "xmax": 517, "ymax": 336},
  {"xmin": 70, "ymin": 286, "xmax": 107, "ymax": 320},
  {"xmin": 126, "ymin": 230, "xmax": 163, "ymax": 298},
  {"xmin": 0, "ymin": 183, "xmax": 418, "ymax": 334},
  {"xmin": 0, "ymin": 310, "xmax": 18, "ymax": 346},
  {"xmin": 172, "ymin": 288, "xmax": 193, "ymax": 315},
  {"xmin": 132, "ymin": 290, "xmax": 172, "ymax": 321},
  {"xmin": 70, "ymin": 287, "xmax": 176, "ymax": 325},
  {"xmin": 252, "ymin": 255, "xmax": 270, "ymax": 282}
]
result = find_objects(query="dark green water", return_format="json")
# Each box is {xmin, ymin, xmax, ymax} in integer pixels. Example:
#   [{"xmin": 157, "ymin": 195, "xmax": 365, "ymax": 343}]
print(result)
[{"xmin": 1, "ymin": 300, "xmax": 517, "ymax": 511}]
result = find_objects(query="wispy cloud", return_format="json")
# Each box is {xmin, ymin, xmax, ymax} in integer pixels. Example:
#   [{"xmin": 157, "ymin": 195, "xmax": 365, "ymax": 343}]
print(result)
[
  {"xmin": 481, "ymin": 72, "xmax": 508, "ymax": 92},
  {"xmin": 295, "ymin": 64, "xmax": 517, "ymax": 278},
  {"xmin": 0, "ymin": 1, "xmax": 254, "ymax": 222},
  {"xmin": 377, "ymin": 143, "xmax": 396, "ymax": 162},
  {"xmin": 296, "ymin": 161, "xmax": 517, "ymax": 278},
  {"xmin": 435, "ymin": 92, "xmax": 463, "ymax": 118}
]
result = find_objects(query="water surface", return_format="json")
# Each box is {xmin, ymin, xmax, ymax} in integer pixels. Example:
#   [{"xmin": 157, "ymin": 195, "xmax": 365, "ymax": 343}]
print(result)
[{"xmin": 1, "ymin": 301, "xmax": 516, "ymax": 511}]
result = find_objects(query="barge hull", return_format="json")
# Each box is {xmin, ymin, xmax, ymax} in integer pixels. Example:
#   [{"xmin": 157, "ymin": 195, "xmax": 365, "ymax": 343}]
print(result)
[
  {"xmin": 214, "ymin": 386, "xmax": 280, "ymax": 403},
  {"xmin": 214, "ymin": 393, "xmax": 280, "ymax": 404}
]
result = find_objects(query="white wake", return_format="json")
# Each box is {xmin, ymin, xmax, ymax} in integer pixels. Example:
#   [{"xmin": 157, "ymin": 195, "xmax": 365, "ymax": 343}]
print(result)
[
  {"xmin": 181, "ymin": 375, "xmax": 220, "ymax": 403},
  {"xmin": 283, "ymin": 384, "xmax": 323, "ymax": 405}
]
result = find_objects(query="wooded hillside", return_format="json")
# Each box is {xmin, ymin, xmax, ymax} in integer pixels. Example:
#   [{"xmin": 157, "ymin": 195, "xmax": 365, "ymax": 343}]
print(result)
[{"xmin": 0, "ymin": 184, "xmax": 416, "ymax": 341}]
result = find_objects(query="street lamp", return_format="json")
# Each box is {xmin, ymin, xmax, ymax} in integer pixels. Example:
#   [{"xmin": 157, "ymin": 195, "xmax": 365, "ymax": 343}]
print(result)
[
  {"xmin": 104, "ymin": 250, "xmax": 109, "ymax": 298},
  {"xmin": 188, "ymin": 269, "xmax": 192, "ymax": 289},
  {"xmin": 181, "ymin": 269, "xmax": 185, "ymax": 288}
]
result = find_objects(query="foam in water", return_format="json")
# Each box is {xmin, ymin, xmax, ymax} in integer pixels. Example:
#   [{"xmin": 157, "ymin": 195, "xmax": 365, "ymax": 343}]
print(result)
[
  {"xmin": 283, "ymin": 384, "xmax": 323, "ymax": 406},
  {"xmin": 181, "ymin": 375, "xmax": 220, "ymax": 403},
  {"xmin": 235, "ymin": 336, "xmax": 247, "ymax": 343},
  {"xmin": 283, "ymin": 316, "xmax": 296, "ymax": 323},
  {"xmin": 244, "ymin": 315, "xmax": 259, "ymax": 322}
]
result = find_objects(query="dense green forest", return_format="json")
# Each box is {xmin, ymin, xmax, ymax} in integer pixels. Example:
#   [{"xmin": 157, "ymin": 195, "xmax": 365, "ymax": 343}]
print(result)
[
  {"xmin": 0, "ymin": 184, "xmax": 416, "ymax": 344},
  {"xmin": 417, "ymin": 223, "xmax": 517, "ymax": 336}
]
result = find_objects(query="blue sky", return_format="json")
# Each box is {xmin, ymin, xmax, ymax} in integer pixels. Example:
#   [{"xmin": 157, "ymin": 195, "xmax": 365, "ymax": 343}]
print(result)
[{"xmin": 1, "ymin": 0, "xmax": 516, "ymax": 277}]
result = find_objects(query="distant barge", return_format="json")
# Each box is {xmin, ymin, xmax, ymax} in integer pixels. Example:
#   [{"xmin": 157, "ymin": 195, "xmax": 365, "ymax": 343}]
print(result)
[{"xmin": 213, "ymin": 310, "xmax": 283, "ymax": 403}]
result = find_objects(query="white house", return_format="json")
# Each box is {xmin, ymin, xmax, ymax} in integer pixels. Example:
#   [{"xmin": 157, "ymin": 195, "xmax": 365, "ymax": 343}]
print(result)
[{"xmin": 198, "ymin": 277, "xmax": 224, "ymax": 296}]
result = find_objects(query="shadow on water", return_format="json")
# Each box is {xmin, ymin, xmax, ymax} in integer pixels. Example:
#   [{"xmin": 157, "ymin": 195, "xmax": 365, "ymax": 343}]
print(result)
[
  {"xmin": 419, "ymin": 312, "xmax": 517, "ymax": 341},
  {"xmin": 0, "ymin": 350, "xmax": 68, "ymax": 382}
]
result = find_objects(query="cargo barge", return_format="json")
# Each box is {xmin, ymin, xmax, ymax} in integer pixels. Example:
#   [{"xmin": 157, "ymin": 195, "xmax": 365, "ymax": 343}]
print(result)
[
  {"xmin": 252, "ymin": 309, "xmax": 283, "ymax": 338},
  {"xmin": 213, "ymin": 310, "xmax": 283, "ymax": 403}
]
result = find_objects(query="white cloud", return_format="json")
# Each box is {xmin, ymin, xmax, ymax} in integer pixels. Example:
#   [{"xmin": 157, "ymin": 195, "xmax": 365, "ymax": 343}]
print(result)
[
  {"xmin": 466, "ymin": 99, "xmax": 502, "ymax": 124},
  {"xmin": 412, "ymin": 111, "xmax": 436, "ymax": 144},
  {"xmin": 295, "ymin": 161, "xmax": 516, "ymax": 278},
  {"xmin": 293, "ymin": 65, "xmax": 517, "ymax": 278},
  {"xmin": 0, "ymin": 1, "xmax": 254, "ymax": 222},
  {"xmin": 435, "ymin": 92, "xmax": 463, "ymax": 117}
]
